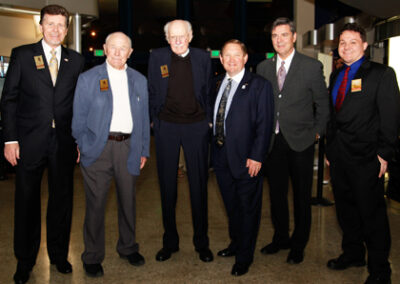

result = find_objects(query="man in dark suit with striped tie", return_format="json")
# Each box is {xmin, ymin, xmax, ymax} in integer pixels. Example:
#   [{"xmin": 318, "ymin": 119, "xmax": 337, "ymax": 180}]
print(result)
[{"xmin": 1, "ymin": 5, "xmax": 84, "ymax": 284}]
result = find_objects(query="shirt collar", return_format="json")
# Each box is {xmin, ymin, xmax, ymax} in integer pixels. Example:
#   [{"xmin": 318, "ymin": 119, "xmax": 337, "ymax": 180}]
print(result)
[
  {"xmin": 345, "ymin": 56, "xmax": 365, "ymax": 71},
  {"xmin": 277, "ymin": 48, "xmax": 295, "ymax": 69},
  {"xmin": 106, "ymin": 60, "xmax": 127, "ymax": 72},
  {"xmin": 177, "ymin": 48, "xmax": 190, "ymax": 58},
  {"xmin": 225, "ymin": 68, "xmax": 245, "ymax": 84},
  {"xmin": 41, "ymin": 39, "xmax": 61, "ymax": 56}
]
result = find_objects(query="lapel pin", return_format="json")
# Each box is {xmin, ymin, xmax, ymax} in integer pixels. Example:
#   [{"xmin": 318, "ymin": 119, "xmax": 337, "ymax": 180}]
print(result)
[
  {"xmin": 64, "ymin": 58, "xmax": 69, "ymax": 62},
  {"xmin": 242, "ymin": 83, "xmax": 248, "ymax": 89}
]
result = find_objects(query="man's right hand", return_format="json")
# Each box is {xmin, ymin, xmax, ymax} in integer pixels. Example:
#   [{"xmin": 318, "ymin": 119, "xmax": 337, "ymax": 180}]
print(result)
[{"xmin": 4, "ymin": 142, "xmax": 20, "ymax": 166}]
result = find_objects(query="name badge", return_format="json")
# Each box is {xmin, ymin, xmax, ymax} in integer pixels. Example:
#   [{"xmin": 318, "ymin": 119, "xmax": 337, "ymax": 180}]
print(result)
[
  {"xmin": 160, "ymin": 65, "xmax": 169, "ymax": 78},
  {"xmin": 100, "ymin": 79, "xmax": 109, "ymax": 91},
  {"xmin": 34, "ymin": 55, "xmax": 45, "ymax": 69},
  {"xmin": 351, "ymin": 79, "xmax": 362, "ymax": 92}
]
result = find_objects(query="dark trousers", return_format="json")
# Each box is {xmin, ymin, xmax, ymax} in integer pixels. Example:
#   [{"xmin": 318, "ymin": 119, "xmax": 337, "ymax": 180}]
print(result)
[
  {"xmin": 330, "ymin": 156, "xmax": 391, "ymax": 278},
  {"xmin": 81, "ymin": 138, "xmax": 138, "ymax": 264},
  {"xmin": 154, "ymin": 119, "xmax": 210, "ymax": 251},
  {"xmin": 265, "ymin": 132, "xmax": 314, "ymax": 250},
  {"xmin": 14, "ymin": 131, "xmax": 74, "ymax": 269},
  {"xmin": 213, "ymin": 144, "xmax": 262, "ymax": 265}
]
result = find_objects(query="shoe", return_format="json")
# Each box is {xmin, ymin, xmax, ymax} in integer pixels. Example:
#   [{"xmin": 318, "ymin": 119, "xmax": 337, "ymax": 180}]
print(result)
[
  {"xmin": 231, "ymin": 262, "xmax": 250, "ymax": 276},
  {"xmin": 13, "ymin": 264, "xmax": 31, "ymax": 284},
  {"xmin": 217, "ymin": 248, "xmax": 236, "ymax": 257},
  {"xmin": 196, "ymin": 248, "xmax": 213, "ymax": 262},
  {"xmin": 365, "ymin": 275, "xmax": 391, "ymax": 284},
  {"xmin": 286, "ymin": 249, "xmax": 304, "ymax": 264},
  {"xmin": 327, "ymin": 255, "xmax": 366, "ymax": 270},
  {"xmin": 260, "ymin": 242, "xmax": 290, "ymax": 254},
  {"xmin": 155, "ymin": 248, "xmax": 179, "ymax": 262},
  {"xmin": 121, "ymin": 252, "xmax": 145, "ymax": 266},
  {"xmin": 83, "ymin": 263, "xmax": 104, "ymax": 277},
  {"xmin": 51, "ymin": 259, "xmax": 72, "ymax": 274}
]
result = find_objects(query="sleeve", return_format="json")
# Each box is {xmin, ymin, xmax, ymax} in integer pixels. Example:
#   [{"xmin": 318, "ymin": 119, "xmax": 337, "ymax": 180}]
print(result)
[
  {"xmin": 71, "ymin": 74, "xmax": 90, "ymax": 147},
  {"xmin": 147, "ymin": 52, "xmax": 158, "ymax": 122},
  {"xmin": 141, "ymin": 78, "xmax": 151, "ymax": 158},
  {"xmin": 249, "ymin": 78, "xmax": 275, "ymax": 162},
  {"xmin": 0, "ymin": 48, "xmax": 21, "ymax": 142},
  {"xmin": 311, "ymin": 60, "xmax": 330, "ymax": 136},
  {"xmin": 377, "ymin": 67, "xmax": 400, "ymax": 161}
]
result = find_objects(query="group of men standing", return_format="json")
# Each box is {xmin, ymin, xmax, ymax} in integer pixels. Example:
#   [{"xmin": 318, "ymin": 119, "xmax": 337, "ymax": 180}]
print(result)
[{"xmin": 0, "ymin": 4, "xmax": 399, "ymax": 284}]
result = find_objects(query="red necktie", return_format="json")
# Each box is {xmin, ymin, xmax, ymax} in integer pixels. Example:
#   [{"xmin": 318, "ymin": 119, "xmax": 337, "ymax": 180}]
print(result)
[{"xmin": 335, "ymin": 66, "xmax": 350, "ymax": 112}]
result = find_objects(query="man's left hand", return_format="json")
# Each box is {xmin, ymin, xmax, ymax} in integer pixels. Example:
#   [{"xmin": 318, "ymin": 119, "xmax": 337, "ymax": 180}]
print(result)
[
  {"xmin": 377, "ymin": 155, "xmax": 387, "ymax": 178},
  {"xmin": 246, "ymin": 159, "xmax": 262, "ymax": 177},
  {"xmin": 140, "ymin": 157, "xmax": 147, "ymax": 169}
]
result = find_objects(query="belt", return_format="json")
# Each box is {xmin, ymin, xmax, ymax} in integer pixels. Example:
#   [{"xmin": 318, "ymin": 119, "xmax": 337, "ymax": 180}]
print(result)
[{"xmin": 108, "ymin": 133, "xmax": 131, "ymax": 142}]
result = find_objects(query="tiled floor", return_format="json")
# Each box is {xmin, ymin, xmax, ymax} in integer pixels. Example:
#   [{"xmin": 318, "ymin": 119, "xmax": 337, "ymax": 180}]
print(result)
[{"xmin": 1, "ymin": 141, "xmax": 399, "ymax": 283}]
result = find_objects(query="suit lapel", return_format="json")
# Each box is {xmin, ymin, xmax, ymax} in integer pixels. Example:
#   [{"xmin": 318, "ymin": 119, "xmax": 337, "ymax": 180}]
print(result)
[
  {"xmin": 189, "ymin": 48, "xmax": 201, "ymax": 100},
  {"xmin": 161, "ymin": 48, "xmax": 172, "ymax": 100},
  {"xmin": 100, "ymin": 63, "xmax": 113, "ymax": 106},
  {"xmin": 282, "ymin": 52, "xmax": 300, "ymax": 91},
  {"xmin": 32, "ymin": 41, "xmax": 53, "ymax": 86},
  {"xmin": 226, "ymin": 70, "xmax": 251, "ymax": 121},
  {"xmin": 56, "ymin": 46, "xmax": 69, "ymax": 87}
]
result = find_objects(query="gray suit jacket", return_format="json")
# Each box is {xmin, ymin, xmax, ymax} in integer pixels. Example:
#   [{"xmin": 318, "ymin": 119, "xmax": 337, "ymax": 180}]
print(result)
[
  {"xmin": 256, "ymin": 51, "xmax": 329, "ymax": 152},
  {"xmin": 72, "ymin": 62, "xmax": 150, "ymax": 176}
]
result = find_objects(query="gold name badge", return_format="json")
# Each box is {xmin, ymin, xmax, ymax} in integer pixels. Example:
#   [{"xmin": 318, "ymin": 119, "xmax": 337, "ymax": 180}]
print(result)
[
  {"xmin": 34, "ymin": 55, "xmax": 45, "ymax": 70},
  {"xmin": 100, "ymin": 79, "xmax": 109, "ymax": 91},
  {"xmin": 160, "ymin": 65, "xmax": 169, "ymax": 78},
  {"xmin": 351, "ymin": 78, "xmax": 362, "ymax": 92}
]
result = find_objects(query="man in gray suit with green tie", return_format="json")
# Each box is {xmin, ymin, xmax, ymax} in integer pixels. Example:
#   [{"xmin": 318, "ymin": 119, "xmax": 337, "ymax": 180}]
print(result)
[{"xmin": 256, "ymin": 17, "xmax": 329, "ymax": 264}]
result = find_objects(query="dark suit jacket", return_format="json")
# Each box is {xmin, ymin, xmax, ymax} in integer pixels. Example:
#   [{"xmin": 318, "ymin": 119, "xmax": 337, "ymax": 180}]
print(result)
[
  {"xmin": 256, "ymin": 51, "xmax": 329, "ymax": 152},
  {"xmin": 326, "ymin": 59, "xmax": 400, "ymax": 163},
  {"xmin": 1, "ymin": 40, "xmax": 85, "ymax": 166},
  {"xmin": 148, "ymin": 46, "xmax": 213, "ymax": 124},
  {"xmin": 212, "ymin": 70, "xmax": 274, "ymax": 179}
]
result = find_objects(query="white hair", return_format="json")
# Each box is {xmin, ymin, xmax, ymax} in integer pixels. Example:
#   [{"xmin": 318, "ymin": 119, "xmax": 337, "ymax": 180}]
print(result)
[
  {"xmin": 163, "ymin": 20, "xmax": 193, "ymax": 42},
  {"xmin": 104, "ymin": 31, "xmax": 132, "ymax": 48}
]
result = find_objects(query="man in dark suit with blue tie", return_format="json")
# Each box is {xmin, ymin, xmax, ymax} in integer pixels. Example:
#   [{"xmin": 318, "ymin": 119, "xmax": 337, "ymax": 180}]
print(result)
[
  {"xmin": 148, "ymin": 19, "xmax": 213, "ymax": 263},
  {"xmin": 256, "ymin": 17, "xmax": 329, "ymax": 265},
  {"xmin": 212, "ymin": 39, "xmax": 274, "ymax": 276},
  {"xmin": 0, "ymin": 5, "xmax": 84, "ymax": 284},
  {"xmin": 326, "ymin": 23, "xmax": 400, "ymax": 284}
]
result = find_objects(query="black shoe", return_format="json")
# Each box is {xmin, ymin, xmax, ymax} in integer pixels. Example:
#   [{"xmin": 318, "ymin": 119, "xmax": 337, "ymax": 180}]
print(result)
[
  {"xmin": 51, "ymin": 259, "xmax": 72, "ymax": 274},
  {"xmin": 13, "ymin": 264, "xmax": 31, "ymax": 284},
  {"xmin": 327, "ymin": 255, "xmax": 366, "ymax": 270},
  {"xmin": 260, "ymin": 242, "xmax": 290, "ymax": 254},
  {"xmin": 286, "ymin": 249, "xmax": 304, "ymax": 264},
  {"xmin": 121, "ymin": 252, "xmax": 145, "ymax": 266},
  {"xmin": 83, "ymin": 263, "xmax": 104, "ymax": 277},
  {"xmin": 155, "ymin": 248, "xmax": 179, "ymax": 262},
  {"xmin": 217, "ymin": 248, "xmax": 236, "ymax": 257},
  {"xmin": 365, "ymin": 275, "xmax": 391, "ymax": 284},
  {"xmin": 196, "ymin": 248, "xmax": 213, "ymax": 262},
  {"xmin": 231, "ymin": 262, "xmax": 250, "ymax": 276}
]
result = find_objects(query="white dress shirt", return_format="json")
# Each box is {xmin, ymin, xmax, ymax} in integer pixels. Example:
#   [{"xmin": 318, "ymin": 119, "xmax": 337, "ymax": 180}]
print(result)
[
  {"xmin": 213, "ymin": 68, "xmax": 245, "ymax": 134},
  {"xmin": 107, "ymin": 61, "xmax": 133, "ymax": 133}
]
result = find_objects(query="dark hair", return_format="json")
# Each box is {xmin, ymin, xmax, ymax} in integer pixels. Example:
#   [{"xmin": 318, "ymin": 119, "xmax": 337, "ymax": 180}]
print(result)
[
  {"xmin": 40, "ymin": 5, "xmax": 70, "ymax": 27},
  {"xmin": 221, "ymin": 39, "xmax": 248, "ymax": 55},
  {"xmin": 339, "ymin": 23, "xmax": 366, "ymax": 42},
  {"xmin": 271, "ymin": 17, "xmax": 296, "ymax": 34}
]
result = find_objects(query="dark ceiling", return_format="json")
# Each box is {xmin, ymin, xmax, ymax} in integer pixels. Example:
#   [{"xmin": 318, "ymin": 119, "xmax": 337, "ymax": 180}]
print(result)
[{"xmin": 339, "ymin": 0, "xmax": 400, "ymax": 18}]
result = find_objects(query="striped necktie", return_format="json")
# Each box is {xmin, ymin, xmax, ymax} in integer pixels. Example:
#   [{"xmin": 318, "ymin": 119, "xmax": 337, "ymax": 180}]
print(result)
[
  {"xmin": 335, "ymin": 66, "xmax": 350, "ymax": 112},
  {"xmin": 49, "ymin": 49, "xmax": 58, "ymax": 86},
  {"xmin": 215, "ymin": 78, "xmax": 232, "ymax": 146}
]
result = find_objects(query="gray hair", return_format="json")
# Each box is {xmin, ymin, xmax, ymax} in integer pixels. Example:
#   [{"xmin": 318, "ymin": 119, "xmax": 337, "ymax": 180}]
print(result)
[
  {"xmin": 163, "ymin": 20, "xmax": 193, "ymax": 42},
  {"xmin": 104, "ymin": 31, "xmax": 132, "ymax": 48},
  {"xmin": 271, "ymin": 17, "xmax": 296, "ymax": 34}
]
